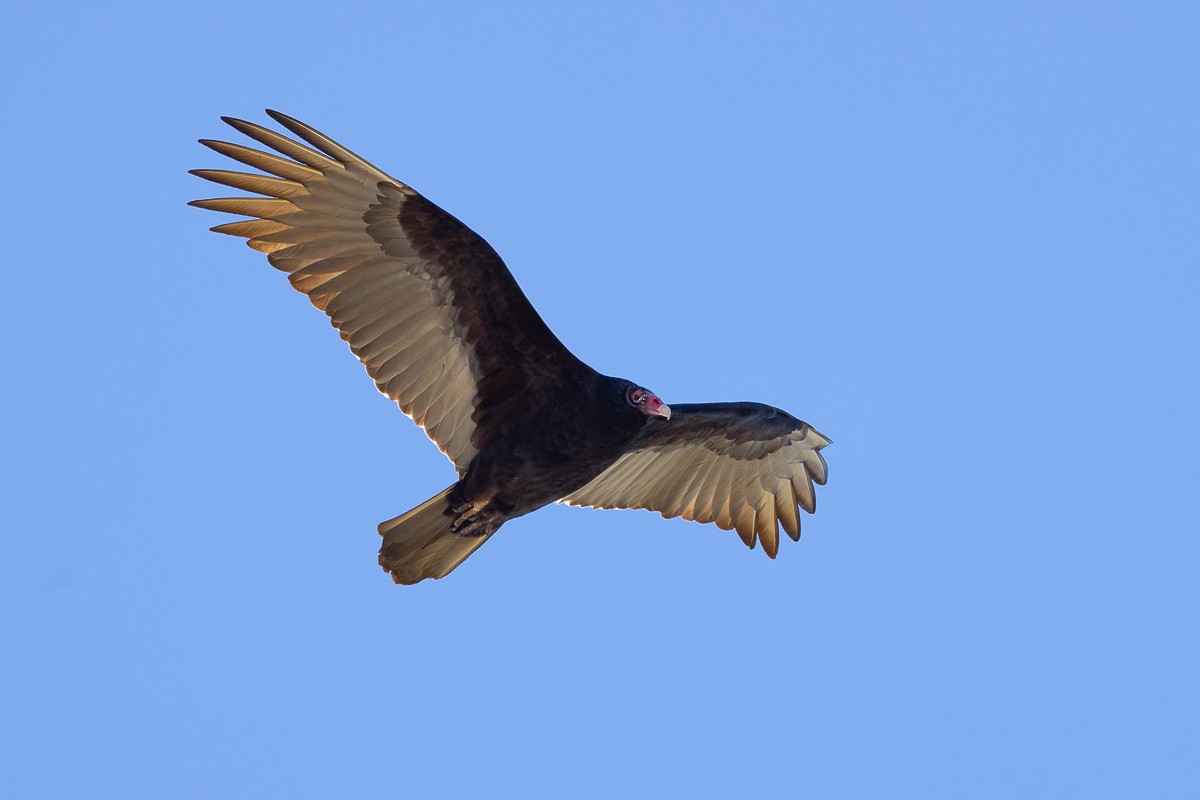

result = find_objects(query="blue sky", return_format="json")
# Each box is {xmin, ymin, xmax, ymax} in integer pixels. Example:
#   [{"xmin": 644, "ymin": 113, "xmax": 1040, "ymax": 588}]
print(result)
[{"xmin": 3, "ymin": 1, "xmax": 1197, "ymax": 797}]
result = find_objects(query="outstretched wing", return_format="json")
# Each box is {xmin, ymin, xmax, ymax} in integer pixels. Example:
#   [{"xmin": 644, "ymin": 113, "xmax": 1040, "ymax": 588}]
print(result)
[
  {"xmin": 560, "ymin": 403, "xmax": 830, "ymax": 558},
  {"xmin": 190, "ymin": 110, "xmax": 586, "ymax": 472}
]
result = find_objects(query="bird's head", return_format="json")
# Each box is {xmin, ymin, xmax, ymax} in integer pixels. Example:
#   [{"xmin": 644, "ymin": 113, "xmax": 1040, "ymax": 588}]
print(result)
[{"xmin": 626, "ymin": 385, "xmax": 671, "ymax": 420}]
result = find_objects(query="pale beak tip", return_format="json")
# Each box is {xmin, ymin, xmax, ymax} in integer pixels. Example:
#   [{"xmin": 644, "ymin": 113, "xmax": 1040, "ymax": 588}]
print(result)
[{"xmin": 657, "ymin": 403, "xmax": 672, "ymax": 420}]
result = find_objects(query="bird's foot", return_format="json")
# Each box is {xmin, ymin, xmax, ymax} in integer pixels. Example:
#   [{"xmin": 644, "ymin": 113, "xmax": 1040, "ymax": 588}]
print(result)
[{"xmin": 449, "ymin": 499, "xmax": 496, "ymax": 537}]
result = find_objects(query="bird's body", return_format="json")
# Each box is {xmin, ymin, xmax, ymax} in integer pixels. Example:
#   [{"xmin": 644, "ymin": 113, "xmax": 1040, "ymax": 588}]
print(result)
[
  {"xmin": 191, "ymin": 111, "xmax": 830, "ymax": 583},
  {"xmin": 451, "ymin": 372, "xmax": 651, "ymax": 527}
]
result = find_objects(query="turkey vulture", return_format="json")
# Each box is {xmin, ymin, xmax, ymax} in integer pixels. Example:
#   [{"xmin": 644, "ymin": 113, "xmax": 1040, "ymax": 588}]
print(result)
[{"xmin": 190, "ymin": 111, "xmax": 830, "ymax": 584}]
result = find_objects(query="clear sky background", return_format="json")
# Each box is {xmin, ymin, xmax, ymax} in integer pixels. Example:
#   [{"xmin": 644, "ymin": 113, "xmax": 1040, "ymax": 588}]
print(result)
[{"xmin": 3, "ymin": 1, "xmax": 1197, "ymax": 797}]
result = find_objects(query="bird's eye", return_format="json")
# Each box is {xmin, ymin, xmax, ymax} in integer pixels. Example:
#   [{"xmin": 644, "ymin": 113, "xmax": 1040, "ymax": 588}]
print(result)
[{"xmin": 628, "ymin": 388, "xmax": 646, "ymax": 405}]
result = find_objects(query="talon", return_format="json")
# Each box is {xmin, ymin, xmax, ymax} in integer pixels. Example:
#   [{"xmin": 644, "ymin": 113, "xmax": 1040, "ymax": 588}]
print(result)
[
  {"xmin": 462, "ymin": 514, "xmax": 499, "ymax": 537},
  {"xmin": 451, "ymin": 499, "xmax": 488, "ymax": 517}
]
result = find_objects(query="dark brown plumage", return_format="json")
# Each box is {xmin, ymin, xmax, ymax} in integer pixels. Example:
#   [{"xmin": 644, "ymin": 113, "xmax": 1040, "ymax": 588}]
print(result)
[{"xmin": 191, "ymin": 110, "xmax": 830, "ymax": 583}]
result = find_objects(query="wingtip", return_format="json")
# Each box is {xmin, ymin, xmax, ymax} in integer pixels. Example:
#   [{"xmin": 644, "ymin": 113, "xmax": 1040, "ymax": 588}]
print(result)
[
  {"xmin": 265, "ymin": 108, "xmax": 303, "ymax": 132},
  {"xmin": 803, "ymin": 424, "xmax": 832, "ymax": 449},
  {"xmin": 219, "ymin": 115, "xmax": 243, "ymax": 127},
  {"xmin": 220, "ymin": 116, "xmax": 265, "ymax": 138},
  {"xmin": 812, "ymin": 451, "xmax": 829, "ymax": 486}
]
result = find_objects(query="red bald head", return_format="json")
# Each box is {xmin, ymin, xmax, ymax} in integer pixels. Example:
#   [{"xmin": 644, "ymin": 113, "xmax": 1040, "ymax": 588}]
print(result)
[{"xmin": 627, "ymin": 386, "xmax": 671, "ymax": 419}]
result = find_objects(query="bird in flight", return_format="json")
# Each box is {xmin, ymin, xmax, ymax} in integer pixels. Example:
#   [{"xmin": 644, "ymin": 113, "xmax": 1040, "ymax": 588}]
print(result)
[{"xmin": 191, "ymin": 111, "xmax": 830, "ymax": 584}]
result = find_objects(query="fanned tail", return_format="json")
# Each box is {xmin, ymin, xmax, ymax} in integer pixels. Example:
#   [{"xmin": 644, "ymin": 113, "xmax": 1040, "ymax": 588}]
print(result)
[{"xmin": 378, "ymin": 486, "xmax": 492, "ymax": 584}]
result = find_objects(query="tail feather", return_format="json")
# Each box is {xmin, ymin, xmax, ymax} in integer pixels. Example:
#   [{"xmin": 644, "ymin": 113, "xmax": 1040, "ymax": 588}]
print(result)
[{"xmin": 378, "ymin": 486, "xmax": 492, "ymax": 584}]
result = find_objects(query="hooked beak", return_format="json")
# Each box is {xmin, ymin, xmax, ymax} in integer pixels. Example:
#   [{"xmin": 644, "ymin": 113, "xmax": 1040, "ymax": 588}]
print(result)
[{"xmin": 648, "ymin": 399, "xmax": 671, "ymax": 420}]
